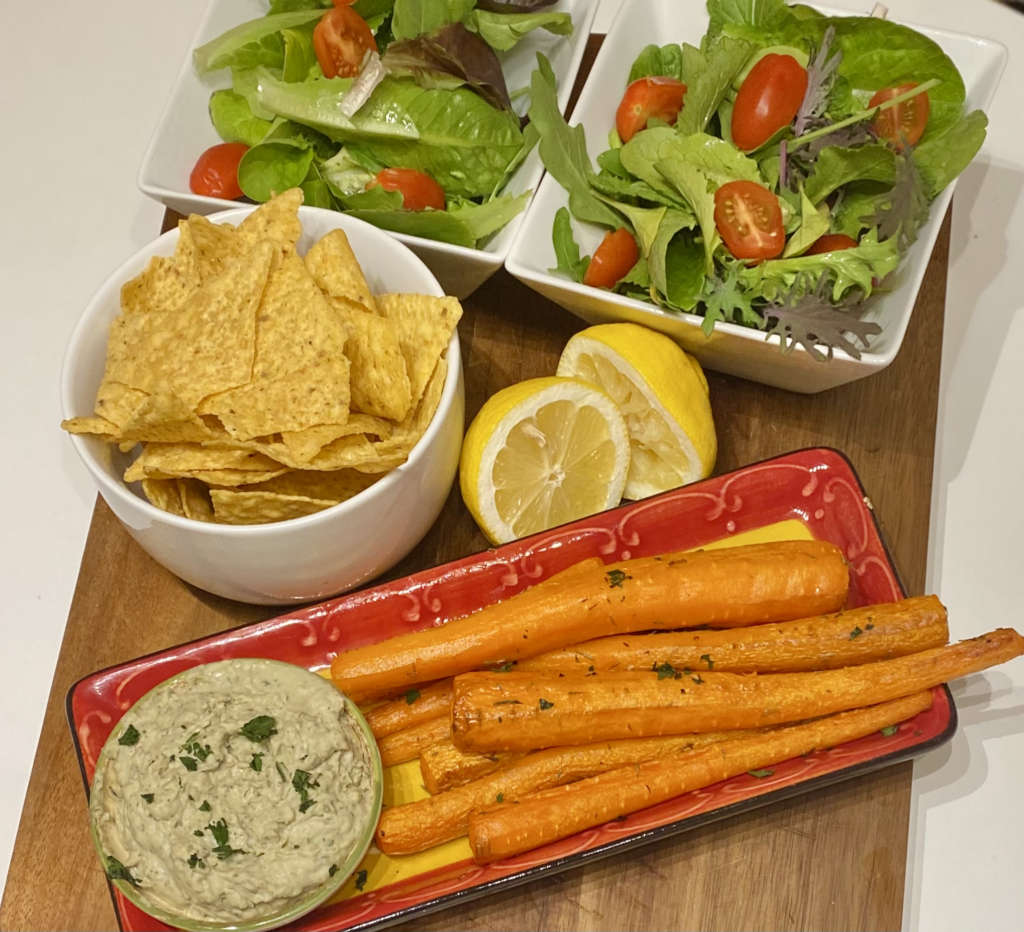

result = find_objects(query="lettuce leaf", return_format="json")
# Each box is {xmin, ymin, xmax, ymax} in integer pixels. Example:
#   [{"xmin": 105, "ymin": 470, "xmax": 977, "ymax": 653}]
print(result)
[
  {"xmin": 209, "ymin": 90, "xmax": 273, "ymax": 147},
  {"xmin": 391, "ymin": 0, "xmax": 476, "ymax": 41},
  {"xmin": 193, "ymin": 10, "xmax": 326, "ymax": 75},
  {"xmin": 782, "ymin": 188, "xmax": 830, "ymax": 258},
  {"xmin": 914, "ymin": 109, "xmax": 988, "ymax": 197},
  {"xmin": 803, "ymin": 144, "xmax": 895, "ymax": 205},
  {"xmin": 628, "ymin": 44, "xmax": 684, "ymax": 83},
  {"xmin": 464, "ymin": 10, "xmax": 572, "ymax": 52},
  {"xmin": 551, "ymin": 207, "xmax": 590, "ymax": 282},
  {"xmin": 675, "ymin": 36, "xmax": 754, "ymax": 137},
  {"xmin": 706, "ymin": 0, "xmax": 794, "ymax": 42},
  {"xmin": 648, "ymin": 210, "xmax": 702, "ymax": 309},
  {"xmin": 654, "ymin": 159, "xmax": 719, "ymax": 274}
]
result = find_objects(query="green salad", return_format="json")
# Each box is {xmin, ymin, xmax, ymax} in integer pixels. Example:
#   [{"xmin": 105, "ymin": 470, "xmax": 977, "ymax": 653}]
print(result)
[
  {"xmin": 533, "ymin": 0, "xmax": 987, "ymax": 360},
  {"xmin": 190, "ymin": 0, "xmax": 574, "ymax": 249}
]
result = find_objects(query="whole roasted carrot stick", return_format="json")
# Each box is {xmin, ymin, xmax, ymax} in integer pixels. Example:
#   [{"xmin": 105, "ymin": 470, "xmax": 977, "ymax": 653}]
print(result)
[
  {"xmin": 467, "ymin": 692, "xmax": 934, "ymax": 864},
  {"xmin": 419, "ymin": 739, "xmax": 524, "ymax": 795},
  {"xmin": 363, "ymin": 680, "xmax": 453, "ymax": 740},
  {"xmin": 332, "ymin": 541, "xmax": 849, "ymax": 702},
  {"xmin": 451, "ymin": 628, "xmax": 1024, "ymax": 753},
  {"xmin": 377, "ymin": 715, "xmax": 451, "ymax": 769},
  {"xmin": 517, "ymin": 596, "xmax": 948, "ymax": 677},
  {"xmin": 377, "ymin": 730, "xmax": 762, "ymax": 855}
]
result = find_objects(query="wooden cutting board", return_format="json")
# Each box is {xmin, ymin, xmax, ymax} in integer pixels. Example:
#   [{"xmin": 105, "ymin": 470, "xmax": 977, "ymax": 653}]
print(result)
[{"xmin": 0, "ymin": 36, "xmax": 950, "ymax": 932}]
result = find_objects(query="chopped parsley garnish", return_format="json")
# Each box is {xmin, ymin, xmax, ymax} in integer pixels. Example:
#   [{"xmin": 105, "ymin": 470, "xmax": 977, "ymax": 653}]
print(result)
[
  {"xmin": 118, "ymin": 725, "xmax": 140, "ymax": 746},
  {"xmin": 213, "ymin": 845, "xmax": 245, "ymax": 859},
  {"xmin": 240, "ymin": 715, "xmax": 278, "ymax": 743},
  {"xmin": 180, "ymin": 756, "xmax": 198, "ymax": 772},
  {"xmin": 105, "ymin": 856, "xmax": 140, "ymax": 887},
  {"xmin": 539, "ymin": 698, "xmax": 554, "ymax": 710},
  {"xmin": 606, "ymin": 569, "xmax": 631, "ymax": 588},
  {"xmin": 496, "ymin": 792, "xmax": 504, "ymax": 803},
  {"xmin": 654, "ymin": 662, "xmax": 682, "ymax": 680},
  {"xmin": 354, "ymin": 869, "xmax": 368, "ymax": 891},
  {"xmin": 700, "ymin": 654, "xmax": 715, "ymax": 670},
  {"xmin": 865, "ymin": 622, "xmax": 875, "ymax": 631},
  {"xmin": 206, "ymin": 819, "xmax": 229, "ymax": 847},
  {"xmin": 587, "ymin": 665, "xmax": 594, "ymax": 673},
  {"xmin": 194, "ymin": 829, "xmax": 204, "ymax": 837},
  {"xmin": 748, "ymin": 769, "xmax": 775, "ymax": 779},
  {"xmin": 489, "ymin": 661, "xmax": 516, "ymax": 672},
  {"xmin": 141, "ymin": 793, "xmax": 154, "ymax": 804},
  {"xmin": 293, "ymin": 769, "xmax": 320, "ymax": 811},
  {"xmin": 404, "ymin": 689, "xmax": 421, "ymax": 704},
  {"xmin": 299, "ymin": 799, "xmax": 316, "ymax": 813},
  {"xmin": 850, "ymin": 626, "xmax": 863, "ymax": 640},
  {"xmin": 880, "ymin": 725, "xmax": 899, "ymax": 737},
  {"xmin": 180, "ymin": 736, "xmax": 211, "ymax": 762},
  {"xmin": 250, "ymin": 753, "xmax": 264, "ymax": 772},
  {"xmin": 691, "ymin": 674, "xmax": 705, "ymax": 685},
  {"xmin": 199, "ymin": 800, "xmax": 211, "ymax": 812},
  {"xmin": 329, "ymin": 864, "xmax": 339, "ymax": 878},
  {"xmin": 188, "ymin": 853, "xmax": 205, "ymax": 870},
  {"xmin": 493, "ymin": 699, "xmax": 521, "ymax": 705}
]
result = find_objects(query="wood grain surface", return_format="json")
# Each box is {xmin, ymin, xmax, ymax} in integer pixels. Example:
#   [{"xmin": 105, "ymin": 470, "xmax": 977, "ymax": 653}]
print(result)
[{"xmin": 0, "ymin": 35, "xmax": 952, "ymax": 932}]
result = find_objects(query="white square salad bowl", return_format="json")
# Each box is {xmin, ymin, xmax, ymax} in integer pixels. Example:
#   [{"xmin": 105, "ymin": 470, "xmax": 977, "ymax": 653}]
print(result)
[
  {"xmin": 61, "ymin": 206, "xmax": 465, "ymax": 606},
  {"xmin": 506, "ymin": 0, "xmax": 1007, "ymax": 393},
  {"xmin": 137, "ymin": 0, "xmax": 597, "ymax": 299}
]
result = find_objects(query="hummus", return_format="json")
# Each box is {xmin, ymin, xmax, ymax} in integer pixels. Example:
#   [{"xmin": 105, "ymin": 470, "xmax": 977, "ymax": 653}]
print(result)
[{"xmin": 90, "ymin": 659, "xmax": 378, "ymax": 925}]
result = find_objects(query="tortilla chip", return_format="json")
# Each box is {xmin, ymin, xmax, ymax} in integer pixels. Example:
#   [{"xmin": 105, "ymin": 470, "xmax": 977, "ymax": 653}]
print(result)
[
  {"xmin": 330, "ymin": 298, "xmax": 411, "ymax": 420},
  {"xmin": 236, "ymin": 189, "xmax": 303, "ymax": 255},
  {"xmin": 187, "ymin": 214, "xmax": 244, "ymax": 283},
  {"xmin": 174, "ymin": 220, "xmax": 202, "ymax": 293},
  {"xmin": 142, "ymin": 479, "xmax": 186, "ymax": 517},
  {"xmin": 117, "ymin": 391, "xmax": 217, "ymax": 443},
  {"xmin": 301, "ymin": 434, "xmax": 387, "ymax": 471},
  {"xmin": 120, "ymin": 256, "xmax": 197, "ymax": 316},
  {"xmin": 106, "ymin": 241, "xmax": 272, "ymax": 408},
  {"xmin": 240, "ymin": 468, "xmax": 380, "ymax": 502},
  {"xmin": 377, "ymin": 294, "xmax": 461, "ymax": 407},
  {"xmin": 305, "ymin": 228, "xmax": 377, "ymax": 313},
  {"xmin": 275, "ymin": 415, "xmax": 394, "ymax": 464},
  {"xmin": 123, "ymin": 443, "xmax": 285, "ymax": 483},
  {"xmin": 252, "ymin": 254, "xmax": 350, "ymax": 382},
  {"xmin": 198, "ymin": 357, "xmax": 351, "ymax": 440},
  {"xmin": 210, "ymin": 489, "xmax": 337, "ymax": 525},
  {"xmin": 177, "ymin": 478, "xmax": 215, "ymax": 522},
  {"xmin": 60, "ymin": 416, "xmax": 120, "ymax": 441}
]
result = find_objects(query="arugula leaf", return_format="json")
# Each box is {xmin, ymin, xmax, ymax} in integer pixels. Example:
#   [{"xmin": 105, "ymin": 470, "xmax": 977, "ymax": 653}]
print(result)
[
  {"xmin": 764, "ymin": 274, "xmax": 881, "ymax": 361},
  {"xmin": 596, "ymin": 196, "xmax": 666, "ymax": 258},
  {"xmin": 464, "ymin": 10, "xmax": 572, "ymax": 52},
  {"xmin": 345, "ymin": 208, "xmax": 473, "ymax": 246},
  {"xmin": 628, "ymin": 44, "xmax": 684, "ymax": 83},
  {"xmin": 529, "ymin": 55, "xmax": 621, "ymax": 229},
  {"xmin": 491, "ymin": 120, "xmax": 538, "ymax": 197},
  {"xmin": 914, "ymin": 109, "xmax": 988, "ymax": 198},
  {"xmin": 590, "ymin": 169, "xmax": 681, "ymax": 209},
  {"xmin": 803, "ymin": 144, "xmax": 895, "ymax": 206},
  {"xmin": 675, "ymin": 37, "xmax": 753, "ymax": 137},
  {"xmin": 392, "ymin": 0, "xmax": 475, "ymax": 41},
  {"xmin": 209, "ymin": 90, "xmax": 273, "ymax": 147},
  {"xmin": 193, "ymin": 10, "xmax": 326, "ymax": 75},
  {"xmin": 782, "ymin": 187, "xmax": 831, "ymax": 258},
  {"xmin": 653, "ymin": 159, "xmax": 719, "ymax": 274},
  {"xmin": 551, "ymin": 208, "xmax": 589, "ymax": 283}
]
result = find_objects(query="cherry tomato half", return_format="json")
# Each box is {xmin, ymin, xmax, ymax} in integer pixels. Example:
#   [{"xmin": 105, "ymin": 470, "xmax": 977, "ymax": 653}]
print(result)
[
  {"xmin": 368, "ymin": 168, "xmax": 446, "ymax": 211},
  {"xmin": 615, "ymin": 76, "xmax": 687, "ymax": 144},
  {"xmin": 805, "ymin": 233, "xmax": 858, "ymax": 256},
  {"xmin": 583, "ymin": 228, "xmax": 639, "ymax": 289},
  {"xmin": 870, "ymin": 84, "xmax": 929, "ymax": 149},
  {"xmin": 713, "ymin": 181, "xmax": 785, "ymax": 261},
  {"xmin": 731, "ymin": 54, "xmax": 809, "ymax": 151},
  {"xmin": 313, "ymin": 6, "xmax": 377, "ymax": 79},
  {"xmin": 189, "ymin": 143, "xmax": 248, "ymax": 200}
]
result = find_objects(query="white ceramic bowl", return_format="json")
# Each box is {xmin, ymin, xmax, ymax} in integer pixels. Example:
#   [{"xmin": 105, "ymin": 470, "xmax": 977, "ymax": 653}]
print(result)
[
  {"xmin": 138, "ymin": 0, "xmax": 598, "ymax": 299},
  {"xmin": 62, "ymin": 206, "xmax": 465, "ymax": 605},
  {"xmin": 506, "ymin": 0, "xmax": 1007, "ymax": 393}
]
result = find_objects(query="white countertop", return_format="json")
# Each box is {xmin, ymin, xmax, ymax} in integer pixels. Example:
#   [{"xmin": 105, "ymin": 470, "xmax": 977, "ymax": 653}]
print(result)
[{"xmin": 0, "ymin": 1, "xmax": 1020, "ymax": 929}]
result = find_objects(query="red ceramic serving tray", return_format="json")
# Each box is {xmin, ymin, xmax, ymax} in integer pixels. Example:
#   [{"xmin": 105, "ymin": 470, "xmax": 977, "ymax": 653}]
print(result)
[{"xmin": 68, "ymin": 448, "xmax": 955, "ymax": 932}]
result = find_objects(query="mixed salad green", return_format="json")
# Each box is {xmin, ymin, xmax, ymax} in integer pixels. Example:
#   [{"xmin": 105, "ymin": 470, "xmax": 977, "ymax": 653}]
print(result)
[
  {"xmin": 534, "ymin": 0, "xmax": 988, "ymax": 360},
  {"xmin": 192, "ymin": 0, "xmax": 574, "ymax": 249}
]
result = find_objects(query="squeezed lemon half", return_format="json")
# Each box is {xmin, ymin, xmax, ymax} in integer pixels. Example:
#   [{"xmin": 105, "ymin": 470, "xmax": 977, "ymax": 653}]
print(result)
[
  {"xmin": 459, "ymin": 376, "xmax": 630, "ymax": 545},
  {"xmin": 557, "ymin": 323, "xmax": 716, "ymax": 500}
]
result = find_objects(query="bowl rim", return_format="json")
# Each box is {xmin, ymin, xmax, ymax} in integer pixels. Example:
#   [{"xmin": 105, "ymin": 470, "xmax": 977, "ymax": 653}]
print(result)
[
  {"xmin": 504, "ymin": 0, "xmax": 1008, "ymax": 371},
  {"xmin": 88, "ymin": 657, "xmax": 384, "ymax": 932},
  {"xmin": 60, "ymin": 204, "xmax": 461, "ymax": 537}
]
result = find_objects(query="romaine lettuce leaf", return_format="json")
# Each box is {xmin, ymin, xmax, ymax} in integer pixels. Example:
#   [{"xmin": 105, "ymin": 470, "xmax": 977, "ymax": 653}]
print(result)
[
  {"xmin": 193, "ymin": 10, "xmax": 326, "ymax": 75},
  {"xmin": 914, "ymin": 109, "xmax": 988, "ymax": 197},
  {"xmin": 392, "ymin": 0, "xmax": 476, "ymax": 41},
  {"xmin": 706, "ymin": 0, "xmax": 794, "ymax": 42},
  {"xmin": 463, "ymin": 10, "xmax": 573, "ymax": 52},
  {"xmin": 281, "ymin": 25, "xmax": 318, "ymax": 82}
]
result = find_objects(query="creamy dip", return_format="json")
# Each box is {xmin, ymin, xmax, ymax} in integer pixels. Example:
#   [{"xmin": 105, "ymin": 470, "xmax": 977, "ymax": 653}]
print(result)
[{"xmin": 90, "ymin": 659, "xmax": 378, "ymax": 925}]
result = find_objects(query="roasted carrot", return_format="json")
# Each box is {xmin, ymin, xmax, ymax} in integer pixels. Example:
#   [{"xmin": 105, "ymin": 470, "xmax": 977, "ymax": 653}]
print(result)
[
  {"xmin": 377, "ymin": 715, "xmax": 451, "ymax": 768},
  {"xmin": 467, "ymin": 692, "xmax": 934, "ymax": 863},
  {"xmin": 419, "ymin": 739, "xmax": 525, "ymax": 795},
  {"xmin": 517, "ymin": 596, "xmax": 948, "ymax": 677},
  {"xmin": 363, "ymin": 679, "xmax": 453, "ymax": 740},
  {"xmin": 332, "ymin": 541, "xmax": 850, "ymax": 701},
  {"xmin": 451, "ymin": 628, "xmax": 1024, "ymax": 753},
  {"xmin": 378, "ymin": 730, "xmax": 762, "ymax": 855}
]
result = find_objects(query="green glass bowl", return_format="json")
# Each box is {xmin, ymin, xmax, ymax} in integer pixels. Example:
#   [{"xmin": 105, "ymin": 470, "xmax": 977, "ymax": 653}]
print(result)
[{"xmin": 88, "ymin": 659, "xmax": 383, "ymax": 932}]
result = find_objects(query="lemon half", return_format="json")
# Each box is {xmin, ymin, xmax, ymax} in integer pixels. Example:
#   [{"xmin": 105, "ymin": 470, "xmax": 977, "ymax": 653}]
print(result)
[
  {"xmin": 460, "ymin": 377, "xmax": 631, "ymax": 545},
  {"xmin": 557, "ymin": 324, "xmax": 716, "ymax": 500}
]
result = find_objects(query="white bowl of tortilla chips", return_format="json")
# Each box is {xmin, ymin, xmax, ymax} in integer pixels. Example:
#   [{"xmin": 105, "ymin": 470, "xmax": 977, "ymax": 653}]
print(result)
[{"xmin": 61, "ymin": 190, "xmax": 465, "ymax": 605}]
